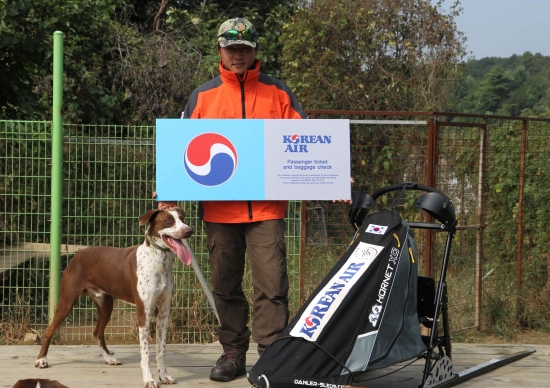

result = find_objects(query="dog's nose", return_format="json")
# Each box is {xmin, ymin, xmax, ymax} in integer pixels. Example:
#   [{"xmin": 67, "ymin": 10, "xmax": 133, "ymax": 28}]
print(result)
[{"xmin": 184, "ymin": 228, "xmax": 193, "ymax": 238}]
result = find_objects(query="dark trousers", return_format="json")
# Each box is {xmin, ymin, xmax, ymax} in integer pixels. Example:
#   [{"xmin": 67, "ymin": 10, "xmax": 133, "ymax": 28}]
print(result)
[{"xmin": 205, "ymin": 219, "xmax": 290, "ymax": 355}]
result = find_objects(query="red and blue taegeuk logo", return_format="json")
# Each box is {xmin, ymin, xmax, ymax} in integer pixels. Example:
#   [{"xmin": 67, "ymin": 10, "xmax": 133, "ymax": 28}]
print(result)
[{"xmin": 183, "ymin": 133, "xmax": 238, "ymax": 186}]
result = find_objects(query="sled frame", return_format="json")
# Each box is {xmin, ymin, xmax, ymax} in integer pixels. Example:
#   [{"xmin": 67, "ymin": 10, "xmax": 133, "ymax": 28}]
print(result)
[{"xmin": 349, "ymin": 182, "xmax": 534, "ymax": 388}]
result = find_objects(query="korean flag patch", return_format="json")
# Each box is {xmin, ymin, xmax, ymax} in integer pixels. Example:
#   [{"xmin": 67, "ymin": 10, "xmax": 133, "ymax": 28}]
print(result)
[{"xmin": 366, "ymin": 224, "xmax": 388, "ymax": 235}]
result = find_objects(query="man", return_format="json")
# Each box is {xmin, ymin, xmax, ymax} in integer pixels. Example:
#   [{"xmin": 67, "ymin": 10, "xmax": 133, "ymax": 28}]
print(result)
[{"xmin": 157, "ymin": 17, "xmax": 307, "ymax": 382}]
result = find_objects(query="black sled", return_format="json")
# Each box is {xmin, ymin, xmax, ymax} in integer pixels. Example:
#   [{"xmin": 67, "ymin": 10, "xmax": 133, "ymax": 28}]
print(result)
[{"xmin": 248, "ymin": 183, "xmax": 532, "ymax": 388}]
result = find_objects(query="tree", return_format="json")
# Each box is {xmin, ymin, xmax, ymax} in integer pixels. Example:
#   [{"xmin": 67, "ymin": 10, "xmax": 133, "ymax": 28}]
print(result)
[
  {"xmin": 280, "ymin": 0, "xmax": 467, "ymax": 112},
  {"xmin": 107, "ymin": 1, "xmax": 295, "ymax": 123},
  {"xmin": 0, "ymin": 0, "xmax": 126, "ymax": 122},
  {"xmin": 1, "ymin": 0, "xmax": 295, "ymax": 123},
  {"xmin": 446, "ymin": 53, "xmax": 550, "ymax": 117},
  {"xmin": 475, "ymin": 65, "xmax": 515, "ymax": 113}
]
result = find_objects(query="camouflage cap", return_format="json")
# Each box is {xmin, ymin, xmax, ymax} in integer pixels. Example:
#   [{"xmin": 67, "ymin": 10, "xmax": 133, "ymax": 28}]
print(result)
[{"xmin": 217, "ymin": 18, "xmax": 257, "ymax": 48}]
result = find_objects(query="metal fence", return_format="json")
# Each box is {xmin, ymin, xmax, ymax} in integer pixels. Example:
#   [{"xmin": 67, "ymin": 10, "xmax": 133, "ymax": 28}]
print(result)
[
  {"xmin": 0, "ymin": 120, "xmax": 302, "ymax": 344},
  {"xmin": 303, "ymin": 111, "xmax": 550, "ymax": 338},
  {"xmin": 1, "ymin": 112, "xmax": 549, "ymax": 345}
]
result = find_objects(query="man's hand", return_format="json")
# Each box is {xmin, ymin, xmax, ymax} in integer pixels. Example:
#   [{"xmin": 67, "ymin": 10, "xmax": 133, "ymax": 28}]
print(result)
[
  {"xmin": 152, "ymin": 192, "xmax": 177, "ymax": 210},
  {"xmin": 332, "ymin": 177, "xmax": 354, "ymax": 204}
]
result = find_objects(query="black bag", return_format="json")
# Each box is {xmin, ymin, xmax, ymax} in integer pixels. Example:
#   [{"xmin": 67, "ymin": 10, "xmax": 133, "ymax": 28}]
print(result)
[{"xmin": 248, "ymin": 209, "xmax": 426, "ymax": 388}]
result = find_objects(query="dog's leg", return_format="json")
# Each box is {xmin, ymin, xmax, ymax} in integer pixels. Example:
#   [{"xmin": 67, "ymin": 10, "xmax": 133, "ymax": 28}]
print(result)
[
  {"xmin": 155, "ymin": 290, "xmax": 176, "ymax": 384},
  {"xmin": 89, "ymin": 292, "xmax": 121, "ymax": 365},
  {"xmin": 35, "ymin": 273, "xmax": 81, "ymax": 368},
  {"xmin": 138, "ymin": 310, "xmax": 158, "ymax": 388}
]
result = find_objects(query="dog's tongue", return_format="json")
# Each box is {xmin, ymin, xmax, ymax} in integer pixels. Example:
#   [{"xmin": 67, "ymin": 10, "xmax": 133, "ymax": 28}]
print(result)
[{"xmin": 170, "ymin": 238, "xmax": 193, "ymax": 265}]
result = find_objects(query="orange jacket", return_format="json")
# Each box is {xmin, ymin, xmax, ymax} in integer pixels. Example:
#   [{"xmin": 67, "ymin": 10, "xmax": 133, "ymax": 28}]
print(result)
[{"xmin": 183, "ymin": 59, "xmax": 307, "ymax": 223}]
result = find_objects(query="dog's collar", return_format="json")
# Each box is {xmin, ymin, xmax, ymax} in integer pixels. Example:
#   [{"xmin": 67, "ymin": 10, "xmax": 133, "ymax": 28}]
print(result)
[{"xmin": 146, "ymin": 234, "xmax": 171, "ymax": 252}]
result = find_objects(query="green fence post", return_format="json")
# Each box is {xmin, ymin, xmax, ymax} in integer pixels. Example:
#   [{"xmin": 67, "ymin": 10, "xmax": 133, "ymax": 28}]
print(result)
[{"xmin": 49, "ymin": 31, "xmax": 64, "ymax": 323}]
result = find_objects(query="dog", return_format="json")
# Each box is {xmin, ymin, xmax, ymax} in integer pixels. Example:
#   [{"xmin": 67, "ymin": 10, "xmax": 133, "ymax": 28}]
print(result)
[
  {"xmin": 35, "ymin": 208, "xmax": 193, "ymax": 388},
  {"xmin": 12, "ymin": 379, "xmax": 69, "ymax": 388}
]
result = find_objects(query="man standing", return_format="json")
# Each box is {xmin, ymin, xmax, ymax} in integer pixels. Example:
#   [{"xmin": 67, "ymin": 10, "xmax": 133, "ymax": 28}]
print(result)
[{"xmin": 157, "ymin": 17, "xmax": 307, "ymax": 382}]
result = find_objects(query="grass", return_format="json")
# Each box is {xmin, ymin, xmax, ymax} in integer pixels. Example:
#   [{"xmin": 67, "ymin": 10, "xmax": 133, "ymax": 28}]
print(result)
[{"xmin": 0, "ymin": 292, "xmax": 39, "ymax": 345}]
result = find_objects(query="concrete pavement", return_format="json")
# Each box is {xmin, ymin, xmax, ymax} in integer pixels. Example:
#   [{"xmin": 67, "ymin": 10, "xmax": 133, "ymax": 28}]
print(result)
[{"xmin": 1, "ymin": 343, "xmax": 548, "ymax": 388}]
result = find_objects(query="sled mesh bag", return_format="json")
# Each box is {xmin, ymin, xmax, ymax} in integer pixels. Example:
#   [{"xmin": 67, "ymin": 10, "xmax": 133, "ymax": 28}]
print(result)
[{"xmin": 248, "ymin": 210, "xmax": 426, "ymax": 388}]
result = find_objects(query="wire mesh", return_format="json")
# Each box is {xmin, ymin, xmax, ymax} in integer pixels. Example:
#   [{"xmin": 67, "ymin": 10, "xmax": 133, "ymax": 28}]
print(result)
[
  {"xmin": 2, "ymin": 113, "xmax": 550, "ymax": 344},
  {"xmin": 435, "ymin": 121, "xmax": 483, "ymax": 331},
  {"xmin": 300, "ymin": 112, "xmax": 550, "ymax": 338},
  {"xmin": 482, "ymin": 118, "xmax": 550, "ymax": 335},
  {"xmin": 519, "ymin": 120, "xmax": 550, "ymax": 329},
  {"xmin": 0, "ymin": 121, "xmax": 52, "ymax": 342},
  {"xmin": 1, "ymin": 121, "xmax": 302, "ymax": 344}
]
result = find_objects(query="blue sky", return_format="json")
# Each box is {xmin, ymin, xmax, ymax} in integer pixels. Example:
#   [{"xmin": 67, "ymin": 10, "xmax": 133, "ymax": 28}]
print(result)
[{"xmin": 438, "ymin": 0, "xmax": 550, "ymax": 59}]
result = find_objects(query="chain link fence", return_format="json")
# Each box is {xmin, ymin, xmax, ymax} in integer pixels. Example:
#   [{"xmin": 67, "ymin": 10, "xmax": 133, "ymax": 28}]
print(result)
[{"xmin": 1, "ymin": 112, "xmax": 549, "ymax": 345}]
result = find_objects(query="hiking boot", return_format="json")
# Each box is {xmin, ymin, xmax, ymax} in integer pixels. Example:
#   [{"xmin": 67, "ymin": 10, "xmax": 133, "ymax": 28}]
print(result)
[{"xmin": 210, "ymin": 352, "xmax": 247, "ymax": 382}]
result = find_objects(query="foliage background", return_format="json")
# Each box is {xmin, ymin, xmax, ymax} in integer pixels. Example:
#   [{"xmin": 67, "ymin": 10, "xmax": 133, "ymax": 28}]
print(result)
[
  {"xmin": 447, "ymin": 52, "xmax": 550, "ymax": 117},
  {"xmin": 1, "ymin": 0, "xmax": 468, "ymax": 123},
  {"xmin": 3, "ymin": 0, "xmax": 549, "ymax": 121}
]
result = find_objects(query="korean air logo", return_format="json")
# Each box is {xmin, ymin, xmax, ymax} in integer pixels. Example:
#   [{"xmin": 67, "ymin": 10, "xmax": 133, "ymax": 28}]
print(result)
[
  {"xmin": 290, "ymin": 243, "xmax": 383, "ymax": 342},
  {"xmin": 283, "ymin": 134, "xmax": 332, "ymax": 153},
  {"xmin": 183, "ymin": 133, "xmax": 238, "ymax": 186},
  {"xmin": 303, "ymin": 315, "xmax": 321, "ymax": 331}
]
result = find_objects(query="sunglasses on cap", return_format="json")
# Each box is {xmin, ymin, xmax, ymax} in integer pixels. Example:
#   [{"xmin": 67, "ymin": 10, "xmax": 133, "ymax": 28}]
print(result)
[{"xmin": 218, "ymin": 29, "xmax": 257, "ymax": 42}]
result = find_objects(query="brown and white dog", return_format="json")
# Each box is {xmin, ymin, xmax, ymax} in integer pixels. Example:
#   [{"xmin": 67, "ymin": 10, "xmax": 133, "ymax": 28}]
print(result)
[
  {"xmin": 35, "ymin": 208, "xmax": 193, "ymax": 388},
  {"xmin": 12, "ymin": 379, "xmax": 69, "ymax": 388}
]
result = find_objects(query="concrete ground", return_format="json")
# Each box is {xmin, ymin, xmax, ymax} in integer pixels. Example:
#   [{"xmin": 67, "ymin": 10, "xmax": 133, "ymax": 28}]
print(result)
[{"xmin": 1, "ymin": 342, "xmax": 548, "ymax": 388}]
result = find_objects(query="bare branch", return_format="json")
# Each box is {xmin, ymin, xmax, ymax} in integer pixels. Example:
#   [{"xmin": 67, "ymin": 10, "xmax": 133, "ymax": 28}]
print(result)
[{"xmin": 153, "ymin": 0, "xmax": 170, "ymax": 31}]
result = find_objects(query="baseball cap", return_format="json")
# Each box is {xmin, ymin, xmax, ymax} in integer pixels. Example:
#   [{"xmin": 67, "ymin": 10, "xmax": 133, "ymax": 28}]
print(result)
[{"xmin": 217, "ymin": 18, "xmax": 258, "ymax": 48}]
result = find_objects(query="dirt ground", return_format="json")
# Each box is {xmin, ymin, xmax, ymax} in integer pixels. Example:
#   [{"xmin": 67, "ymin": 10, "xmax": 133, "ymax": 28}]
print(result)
[{"xmin": 3, "ymin": 342, "xmax": 548, "ymax": 388}]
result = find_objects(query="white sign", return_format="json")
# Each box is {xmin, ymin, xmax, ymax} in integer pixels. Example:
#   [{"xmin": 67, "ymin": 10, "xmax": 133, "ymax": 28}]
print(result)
[{"xmin": 156, "ymin": 119, "xmax": 351, "ymax": 200}]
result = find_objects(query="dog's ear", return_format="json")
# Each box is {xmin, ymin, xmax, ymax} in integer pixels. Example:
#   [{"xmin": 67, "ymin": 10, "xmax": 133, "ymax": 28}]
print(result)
[{"xmin": 138, "ymin": 209, "xmax": 160, "ymax": 226}]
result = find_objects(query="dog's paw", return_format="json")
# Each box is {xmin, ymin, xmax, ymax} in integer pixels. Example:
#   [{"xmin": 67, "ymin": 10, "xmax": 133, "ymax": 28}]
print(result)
[
  {"xmin": 144, "ymin": 381, "xmax": 159, "ymax": 388},
  {"xmin": 102, "ymin": 351, "xmax": 122, "ymax": 365},
  {"xmin": 161, "ymin": 374, "xmax": 177, "ymax": 384},
  {"xmin": 35, "ymin": 357, "xmax": 48, "ymax": 368},
  {"xmin": 101, "ymin": 348, "xmax": 121, "ymax": 365}
]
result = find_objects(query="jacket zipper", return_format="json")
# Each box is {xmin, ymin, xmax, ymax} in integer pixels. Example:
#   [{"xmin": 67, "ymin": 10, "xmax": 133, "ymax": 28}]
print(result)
[
  {"xmin": 239, "ymin": 74, "xmax": 253, "ymax": 220},
  {"xmin": 240, "ymin": 80, "xmax": 246, "ymax": 119}
]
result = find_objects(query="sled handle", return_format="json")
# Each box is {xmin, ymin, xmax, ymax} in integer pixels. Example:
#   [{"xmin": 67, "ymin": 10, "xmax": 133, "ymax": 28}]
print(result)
[{"xmin": 349, "ymin": 182, "xmax": 457, "ymax": 231}]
